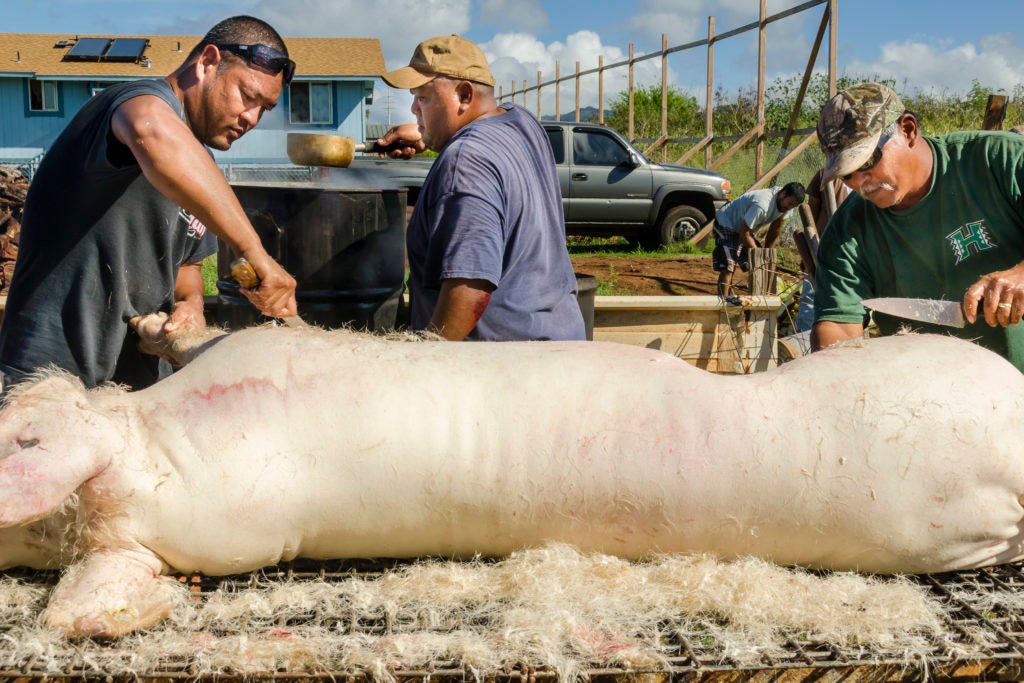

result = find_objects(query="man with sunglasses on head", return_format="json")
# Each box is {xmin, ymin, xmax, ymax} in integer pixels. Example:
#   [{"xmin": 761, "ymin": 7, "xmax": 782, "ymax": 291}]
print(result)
[
  {"xmin": 810, "ymin": 82, "xmax": 1024, "ymax": 371},
  {"xmin": 0, "ymin": 15, "xmax": 298, "ymax": 392}
]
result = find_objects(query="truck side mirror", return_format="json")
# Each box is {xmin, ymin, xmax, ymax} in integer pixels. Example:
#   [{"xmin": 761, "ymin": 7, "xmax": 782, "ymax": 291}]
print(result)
[{"xmin": 628, "ymin": 152, "xmax": 642, "ymax": 169}]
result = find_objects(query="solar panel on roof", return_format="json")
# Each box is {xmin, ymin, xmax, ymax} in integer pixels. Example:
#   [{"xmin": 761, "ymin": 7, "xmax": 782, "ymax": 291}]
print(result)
[
  {"xmin": 105, "ymin": 38, "xmax": 148, "ymax": 62},
  {"xmin": 64, "ymin": 37, "xmax": 111, "ymax": 60}
]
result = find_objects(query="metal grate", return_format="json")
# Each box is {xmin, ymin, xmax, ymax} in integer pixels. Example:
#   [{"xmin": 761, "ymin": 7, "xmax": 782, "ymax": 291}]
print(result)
[{"xmin": 4, "ymin": 560, "xmax": 1024, "ymax": 681}]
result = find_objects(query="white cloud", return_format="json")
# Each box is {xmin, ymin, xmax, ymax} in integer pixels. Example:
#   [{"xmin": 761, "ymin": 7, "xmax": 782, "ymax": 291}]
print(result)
[
  {"xmin": 480, "ymin": 30, "xmax": 672, "ymax": 119},
  {"xmin": 250, "ymin": 0, "xmax": 471, "ymax": 69},
  {"xmin": 480, "ymin": 0, "xmax": 548, "ymax": 34},
  {"xmin": 246, "ymin": 0, "xmax": 473, "ymax": 127},
  {"xmin": 843, "ymin": 34, "xmax": 1024, "ymax": 97},
  {"xmin": 625, "ymin": 0, "xmax": 706, "ymax": 46}
]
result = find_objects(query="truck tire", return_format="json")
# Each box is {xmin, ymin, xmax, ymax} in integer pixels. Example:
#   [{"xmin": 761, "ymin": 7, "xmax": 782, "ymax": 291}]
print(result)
[{"xmin": 658, "ymin": 205, "xmax": 709, "ymax": 248}]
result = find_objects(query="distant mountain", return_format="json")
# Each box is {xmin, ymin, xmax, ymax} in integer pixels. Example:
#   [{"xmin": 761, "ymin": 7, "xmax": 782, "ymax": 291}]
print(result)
[{"xmin": 541, "ymin": 106, "xmax": 612, "ymax": 123}]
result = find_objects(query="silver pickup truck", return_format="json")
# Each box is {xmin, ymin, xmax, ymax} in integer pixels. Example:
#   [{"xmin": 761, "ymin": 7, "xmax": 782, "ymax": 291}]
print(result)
[
  {"xmin": 543, "ymin": 121, "xmax": 731, "ymax": 247},
  {"xmin": 349, "ymin": 120, "xmax": 731, "ymax": 247}
]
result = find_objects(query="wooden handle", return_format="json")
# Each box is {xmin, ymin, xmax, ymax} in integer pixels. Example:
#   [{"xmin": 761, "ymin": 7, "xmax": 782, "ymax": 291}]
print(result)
[{"xmin": 230, "ymin": 258, "xmax": 260, "ymax": 289}]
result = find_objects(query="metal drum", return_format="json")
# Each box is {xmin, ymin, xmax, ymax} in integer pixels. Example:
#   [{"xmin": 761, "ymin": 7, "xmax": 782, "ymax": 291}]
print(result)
[{"xmin": 218, "ymin": 181, "xmax": 407, "ymax": 332}]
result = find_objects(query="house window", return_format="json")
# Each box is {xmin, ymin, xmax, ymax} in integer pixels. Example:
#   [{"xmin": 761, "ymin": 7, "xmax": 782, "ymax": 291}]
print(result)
[
  {"xmin": 90, "ymin": 82, "xmax": 122, "ymax": 97},
  {"xmin": 28, "ymin": 79, "xmax": 59, "ymax": 112},
  {"xmin": 289, "ymin": 82, "xmax": 333, "ymax": 124}
]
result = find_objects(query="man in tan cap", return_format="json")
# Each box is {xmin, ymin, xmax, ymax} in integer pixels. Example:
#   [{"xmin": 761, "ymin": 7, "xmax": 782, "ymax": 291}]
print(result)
[
  {"xmin": 810, "ymin": 81, "xmax": 1024, "ymax": 371},
  {"xmin": 377, "ymin": 35, "xmax": 584, "ymax": 341}
]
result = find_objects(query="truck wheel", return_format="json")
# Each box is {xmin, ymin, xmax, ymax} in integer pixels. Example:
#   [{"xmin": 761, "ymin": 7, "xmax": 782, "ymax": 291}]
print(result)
[{"xmin": 658, "ymin": 205, "xmax": 709, "ymax": 248}]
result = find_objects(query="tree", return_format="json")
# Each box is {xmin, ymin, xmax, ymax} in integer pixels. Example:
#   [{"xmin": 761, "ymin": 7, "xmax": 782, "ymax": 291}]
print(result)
[{"xmin": 605, "ymin": 84, "xmax": 703, "ymax": 141}]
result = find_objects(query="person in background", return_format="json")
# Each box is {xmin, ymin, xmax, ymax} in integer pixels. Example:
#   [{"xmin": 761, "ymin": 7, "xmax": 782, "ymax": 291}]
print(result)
[
  {"xmin": 811, "ymin": 82, "xmax": 1024, "ymax": 372},
  {"xmin": 792, "ymin": 169, "xmax": 851, "ymax": 332},
  {"xmin": 0, "ymin": 16, "xmax": 298, "ymax": 392},
  {"xmin": 712, "ymin": 182, "xmax": 805, "ymax": 300},
  {"xmin": 806, "ymin": 167, "xmax": 850, "ymax": 239},
  {"xmin": 377, "ymin": 35, "xmax": 585, "ymax": 341}
]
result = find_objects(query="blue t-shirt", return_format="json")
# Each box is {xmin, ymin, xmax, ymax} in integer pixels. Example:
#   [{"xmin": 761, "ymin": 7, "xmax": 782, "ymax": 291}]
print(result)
[{"xmin": 406, "ymin": 103, "xmax": 585, "ymax": 341}]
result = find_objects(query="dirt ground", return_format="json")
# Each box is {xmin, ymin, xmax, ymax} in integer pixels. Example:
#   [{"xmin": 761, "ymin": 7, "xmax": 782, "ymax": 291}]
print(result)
[
  {"xmin": 570, "ymin": 250, "xmax": 805, "ymax": 297},
  {"xmin": 570, "ymin": 253, "xmax": 721, "ymax": 296}
]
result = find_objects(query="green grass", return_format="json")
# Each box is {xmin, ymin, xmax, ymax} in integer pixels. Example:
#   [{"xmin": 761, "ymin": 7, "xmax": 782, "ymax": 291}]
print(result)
[
  {"xmin": 201, "ymin": 254, "xmax": 218, "ymax": 296},
  {"xmin": 566, "ymin": 235, "xmax": 711, "ymax": 258}
]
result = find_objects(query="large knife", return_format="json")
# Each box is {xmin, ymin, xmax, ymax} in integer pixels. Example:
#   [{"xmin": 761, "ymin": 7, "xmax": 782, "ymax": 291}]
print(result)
[{"xmin": 861, "ymin": 297, "xmax": 966, "ymax": 328}]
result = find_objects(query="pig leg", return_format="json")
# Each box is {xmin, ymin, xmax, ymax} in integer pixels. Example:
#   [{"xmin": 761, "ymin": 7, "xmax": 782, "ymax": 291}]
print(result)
[
  {"xmin": 42, "ymin": 547, "xmax": 184, "ymax": 638},
  {"xmin": 129, "ymin": 312, "xmax": 228, "ymax": 367}
]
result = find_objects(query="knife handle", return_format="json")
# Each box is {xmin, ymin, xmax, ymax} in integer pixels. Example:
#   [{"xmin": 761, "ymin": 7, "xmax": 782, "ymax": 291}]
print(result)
[{"xmin": 230, "ymin": 258, "xmax": 261, "ymax": 289}]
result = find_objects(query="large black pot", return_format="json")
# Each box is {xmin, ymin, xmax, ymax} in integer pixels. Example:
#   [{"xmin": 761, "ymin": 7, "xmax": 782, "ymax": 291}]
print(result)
[{"xmin": 218, "ymin": 182, "xmax": 408, "ymax": 331}]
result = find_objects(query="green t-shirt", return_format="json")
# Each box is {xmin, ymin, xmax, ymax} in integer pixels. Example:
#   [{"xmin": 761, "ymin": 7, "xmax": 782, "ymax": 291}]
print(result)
[{"xmin": 815, "ymin": 130, "xmax": 1024, "ymax": 371}]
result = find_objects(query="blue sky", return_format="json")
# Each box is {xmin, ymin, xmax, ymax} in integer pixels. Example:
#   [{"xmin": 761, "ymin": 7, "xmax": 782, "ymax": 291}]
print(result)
[{"xmin": 6, "ymin": 0, "xmax": 1023, "ymax": 124}]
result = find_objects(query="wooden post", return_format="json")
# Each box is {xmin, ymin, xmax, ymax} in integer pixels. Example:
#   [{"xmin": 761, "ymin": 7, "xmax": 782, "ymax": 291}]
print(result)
[
  {"xmin": 575, "ymin": 61, "xmax": 581, "ymax": 122},
  {"xmin": 799, "ymin": 203, "xmax": 820, "ymax": 259},
  {"xmin": 793, "ymin": 231, "xmax": 816, "ymax": 279},
  {"xmin": 598, "ymin": 55, "xmax": 604, "ymax": 124},
  {"xmin": 983, "ymin": 94, "xmax": 1008, "ymax": 130},
  {"xmin": 706, "ymin": 16, "xmax": 715, "ymax": 169},
  {"xmin": 628, "ymin": 43, "xmax": 635, "ymax": 140},
  {"xmin": 537, "ymin": 70, "xmax": 542, "ymax": 120},
  {"xmin": 555, "ymin": 62, "xmax": 561, "ymax": 122},
  {"xmin": 755, "ymin": 0, "xmax": 767, "ymax": 180},
  {"xmin": 778, "ymin": 5, "xmax": 830, "ymax": 161},
  {"xmin": 661, "ymin": 33, "xmax": 668, "ymax": 162},
  {"xmin": 828, "ymin": 0, "xmax": 837, "ymax": 97},
  {"xmin": 747, "ymin": 248, "xmax": 778, "ymax": 295}
]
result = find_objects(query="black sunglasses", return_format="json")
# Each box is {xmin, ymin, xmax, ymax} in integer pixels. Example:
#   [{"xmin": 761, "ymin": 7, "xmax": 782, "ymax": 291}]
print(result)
[
  {"xmin": 840, "ymin": 121, "xmax": 899, "ymax": 182},
  {"xmin": 216, "ymin": 43, "xmax": 296, "ymax": 85},
  {"xmin": 841, "ymin": 146, "xmax": 883, "ymax": 182}
]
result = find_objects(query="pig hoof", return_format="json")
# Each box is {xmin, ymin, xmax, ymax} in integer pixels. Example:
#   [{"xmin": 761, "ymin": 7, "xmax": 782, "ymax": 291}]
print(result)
[{"xmin": 43, "ymin": 600, "xmax": 174, "ymax": 639}]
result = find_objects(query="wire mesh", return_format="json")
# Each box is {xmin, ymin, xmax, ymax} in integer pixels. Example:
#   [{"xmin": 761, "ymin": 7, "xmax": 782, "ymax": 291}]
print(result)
[{"xmin": 4, "ymin": 559, "xmax": 1024, "ymax": 681}]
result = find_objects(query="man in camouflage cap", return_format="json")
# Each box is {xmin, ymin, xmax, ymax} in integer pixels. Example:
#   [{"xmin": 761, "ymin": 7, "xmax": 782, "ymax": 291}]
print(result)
[
  {"xmin": 810, "ymin": 81, "xmax": 1024, "ymax": 372},
  {"xmin": 817, "ymin": 82, "xmax": 904, "ymax": 185}
]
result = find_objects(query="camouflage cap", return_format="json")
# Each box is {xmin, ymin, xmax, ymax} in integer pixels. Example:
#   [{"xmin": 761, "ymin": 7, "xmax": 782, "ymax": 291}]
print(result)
[
  {"xmin": 817, "ymin": 82, "xmax": 905, "ymax": 181},
  {"xmin": 382, "ymin": 34, "xmax": 495, "ymax": 90}
]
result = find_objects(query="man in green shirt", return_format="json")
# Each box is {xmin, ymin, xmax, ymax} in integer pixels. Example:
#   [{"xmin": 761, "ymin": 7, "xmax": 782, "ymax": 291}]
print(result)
[{"xmin": 811, "ymin": 81, "xmax": 1024, "ymax": 371}]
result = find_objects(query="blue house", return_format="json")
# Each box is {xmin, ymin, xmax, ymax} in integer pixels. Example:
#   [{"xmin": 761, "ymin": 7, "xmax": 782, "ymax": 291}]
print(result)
[{"xmin": 0, "ymin": 31, "xmax": 385, "ymax": 171}]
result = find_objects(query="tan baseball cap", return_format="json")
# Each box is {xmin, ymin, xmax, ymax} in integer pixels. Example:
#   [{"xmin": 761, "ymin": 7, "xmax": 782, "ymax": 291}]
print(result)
[
  {"xmin": 382, "ymin": 35, "xmax": 495, "ymax": 89},
  {"xmin": 817, "ymin": 82, "xmax": 905, "ymax": 181}
]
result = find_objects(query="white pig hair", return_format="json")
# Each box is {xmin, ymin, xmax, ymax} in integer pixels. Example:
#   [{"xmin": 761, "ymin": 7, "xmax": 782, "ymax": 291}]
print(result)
[{"xmin": 0, "ymin": 544, "xmax": 959, "ymax": 678}]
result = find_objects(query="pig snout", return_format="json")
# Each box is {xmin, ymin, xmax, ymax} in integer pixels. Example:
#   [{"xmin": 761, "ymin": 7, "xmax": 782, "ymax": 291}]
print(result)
[{"xmin": 0, "ymin": 375, "xmax": 115, "ymax": 527}]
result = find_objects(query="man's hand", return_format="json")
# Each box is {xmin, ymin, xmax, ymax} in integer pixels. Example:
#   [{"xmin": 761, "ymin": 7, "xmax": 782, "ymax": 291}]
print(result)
[
  {"xmin": 964, "ymin": 262, "xmax": 1024, "ymax": 327},
  {"xmin": 376, "ymin": 123, "xmax": 425, "ymax": 159},
  {"xmin": 235, "ymin": 253, "xmax": 298, "ymax": 319},
  {"xmin": 166, "ymin": 297, "xmax": 206, "ymax": 332},
  {"xmin": 737, "ymin": 221, "xmax": 760, "ymax": 250}
]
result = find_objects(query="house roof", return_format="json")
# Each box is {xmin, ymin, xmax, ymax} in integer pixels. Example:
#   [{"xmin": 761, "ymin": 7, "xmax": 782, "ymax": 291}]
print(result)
[{"xmin": 0, "ymin": 32, "xmax": 385, "ymax": 80}]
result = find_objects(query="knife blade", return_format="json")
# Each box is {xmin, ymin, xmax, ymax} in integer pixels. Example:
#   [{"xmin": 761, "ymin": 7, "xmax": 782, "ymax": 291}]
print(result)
[
  {"xmin": 229, "ymin": 258, "xmax": 308, "ymax": 328},
  {"xmin": 861, "ymin": 297, "xmax": 966, "ymax": 328}
]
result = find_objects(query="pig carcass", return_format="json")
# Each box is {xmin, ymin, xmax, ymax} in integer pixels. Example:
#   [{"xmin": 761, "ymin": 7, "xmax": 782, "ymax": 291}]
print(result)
[{"xmin": 1, "ymin": 319, "xmax": 1023, "ymax": 638}]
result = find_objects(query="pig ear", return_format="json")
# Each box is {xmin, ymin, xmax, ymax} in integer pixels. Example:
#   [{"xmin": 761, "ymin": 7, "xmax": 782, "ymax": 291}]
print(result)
[{"xmin": 0, "ymin": 444, "xmax": 106, "ymax": 527}]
